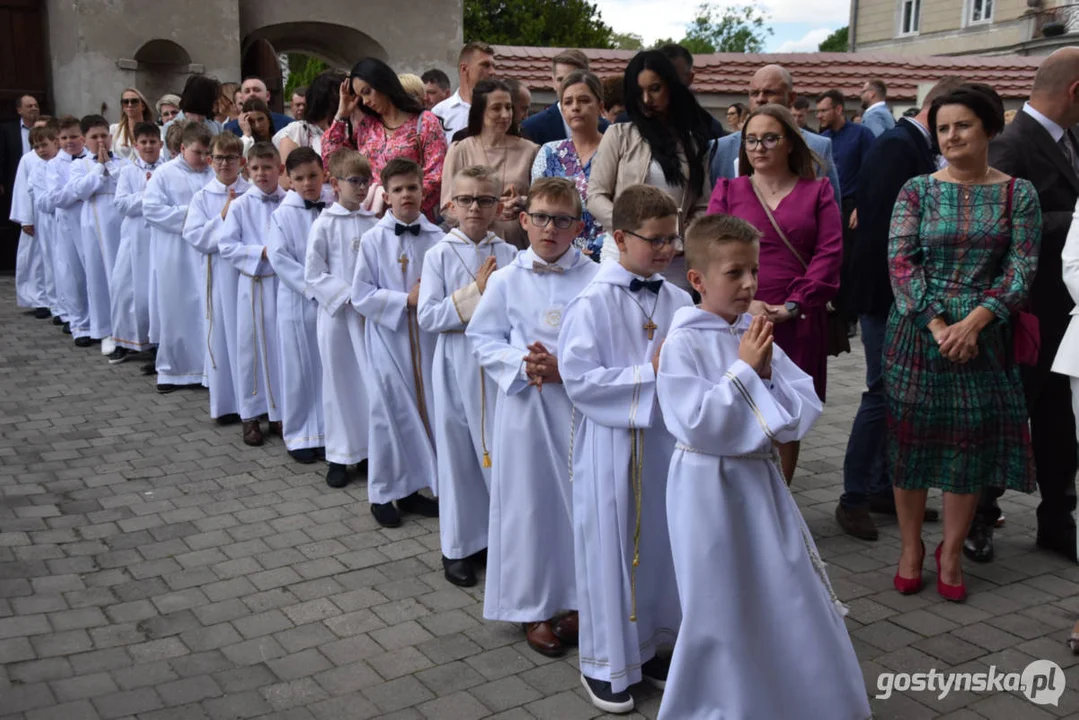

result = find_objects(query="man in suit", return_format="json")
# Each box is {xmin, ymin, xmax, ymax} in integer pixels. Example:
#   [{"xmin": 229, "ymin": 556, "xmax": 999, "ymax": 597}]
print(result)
[
  {"xmin": 859, "ymin": 79, "xmax": 896, "ymax": 138},
  {"xmin": 222, "ymin": 77, "xmax": 292, "ymax": 136},
  {"xmin": 709, "ymin": 64, "xmax": 841, "ymax": 206},
  {"xmin": 968, "ymin": 48, "xmax": 1079, "ymax": 563},
  {"xmin": 835, "ymin": 77, "xmax": 963, "ymax": 540},
  {"xmin": 521, "ymin": 49, "xmax": 609, "ymax": 145},
  {"xmin": 2, "ymin": 94, "xmax": 40, "ymax": 197}
]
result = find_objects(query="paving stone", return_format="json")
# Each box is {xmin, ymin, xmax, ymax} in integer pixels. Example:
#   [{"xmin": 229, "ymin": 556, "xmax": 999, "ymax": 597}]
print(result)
[
  {"xmin": 24, "ymin": 699, "xmax": 102, "ymax": 720},
  {"xmin": 111, "ymin": 661, "xmax": 179, "ymax": 690},
  {"xmin": 363, "ymin": 675, "xmax": 436, "ymax": 714},
  {"xmin": 91, "ymin": 687, "xmax": 163, "ymax": 719},
  {"xmin": 469, "ymin": 676, "xmax": 545, "ymax": 712},
  {"xmin": 50, "ymin": 672, "xmax": 120, "ymax": 702},
  {"xmin": 203, "ymin": 691, "xmax": 273, "ymax": 720},
  {"xmin": 156, "ymin": 674, "xmax": 223, "ymax": 706},
  {"xmin": 260, "ymin": 677, "xmax": 331, "ymax": 711}
]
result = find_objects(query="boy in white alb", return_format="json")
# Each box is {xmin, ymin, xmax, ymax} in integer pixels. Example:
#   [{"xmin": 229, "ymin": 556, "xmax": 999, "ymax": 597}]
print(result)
[
  {"xmin": 182, "ymin": 132, "xmax": 249, "ymax": 420},
  {"xmin": 68, "ymin": 114, "xmax": 129, "ymax": 350},
  {"xmin": 466, "ymin": 177, "xmax": 598, "ymax": 658},
  {"xmin": 144, "ymin": 122, "xmax": 215, "ymax": 392},
  {"xmin": 110, "ymin": 122, "xmax": 164, "ymax": 363},
  {"xmin": 559, "ymin": 186, "xmax": 692, "ymax": 713},
  {"xmin": 9, "ymin": 126, "xmax": 51, "ymax": 316},
  {"xmin": 655, "ymin": 214, "xmax": 869, "ymax": 720},
  {"xmin": 267, "ymin": 146, "xmax": 331, "ymax": 463},
  {"xmin": 351, "ymin": 158, "xmax": 442, "ymax": 528},
  {"xmin": 418, "ymin": 166, "xmax": 518, "ymax": 588},
  {"xmin": 28, "ymin": 125, "xmax": 62, "ymax": 322},
  {"xmin": 45, "ymin": 116, "xmax": 91, "ymax": 343},
  {"xmin": 305, "ymin": 149, "xmax": 377, "ymax": 489},
  {"xmin": 219, "ymin": 141, "xmax": 287, "ymax": 446}
]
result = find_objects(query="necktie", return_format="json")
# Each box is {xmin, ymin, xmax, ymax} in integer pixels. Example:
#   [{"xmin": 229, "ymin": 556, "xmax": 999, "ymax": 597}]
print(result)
[
  {"xmin": 1061, "ymin": 132, "xmax": 1079, "ymax": 177},
  {"xmin": 532, "ymin": 261, "xmax": 564, "ymax": 274},
  {"xmin": 395, "ymin": 223, "xmax": 421, "ymax": 236},
  {"xmin": 304, "ymin": 200, "xmax": 326, "ymax": 211},
  {"xmin": 629, "ymin": 278, "xmax": 664, "ymax": 294}
]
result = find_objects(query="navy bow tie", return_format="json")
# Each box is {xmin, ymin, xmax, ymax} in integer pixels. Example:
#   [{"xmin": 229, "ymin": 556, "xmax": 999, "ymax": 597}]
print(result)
[
  {"xmin": 629, "ymin": 278, "xmax": 663, "ymax": 294},
  {"xmin": 304, "ymin": 199, "xmax": 326, "ymax": 211},
  {"xmin": 395, "ymin": 223, "xmax": 421, "ymax": 236}
]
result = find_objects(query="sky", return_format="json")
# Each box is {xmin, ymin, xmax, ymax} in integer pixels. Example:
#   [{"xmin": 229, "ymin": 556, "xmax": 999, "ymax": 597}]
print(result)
[{"xmin": 591, "ymin": 0, "xmax": 852, "ymax": 53}]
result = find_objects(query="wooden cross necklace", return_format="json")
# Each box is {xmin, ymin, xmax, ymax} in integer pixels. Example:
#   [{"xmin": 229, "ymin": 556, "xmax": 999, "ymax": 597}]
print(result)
[{"xmin": 618, "ymin": 286, "xmax": 661, "ymax": 340}]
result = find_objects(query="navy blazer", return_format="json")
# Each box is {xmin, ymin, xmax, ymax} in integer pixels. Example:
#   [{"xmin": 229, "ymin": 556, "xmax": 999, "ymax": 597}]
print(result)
[
  {"xmin": 224, "ymin": 111, "xmax": 294, "ymax": 138},
  {"xmin": 521, "ymin": 104, "xmax": 610, "ymax": 146}
]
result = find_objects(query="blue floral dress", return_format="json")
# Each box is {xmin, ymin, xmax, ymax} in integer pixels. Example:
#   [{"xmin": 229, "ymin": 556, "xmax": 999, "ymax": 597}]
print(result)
[{"xmin": 532, "ymin": 139, "xmax": 603, "ymax": 259}]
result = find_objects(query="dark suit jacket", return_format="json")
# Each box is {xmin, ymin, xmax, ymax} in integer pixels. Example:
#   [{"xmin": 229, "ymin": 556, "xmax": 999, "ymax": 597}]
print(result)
[
  {"xmin": 223, "ymin": 111, "xmax": 294, "ymax": 138},
  {"xmin": 1, "ymin": 120, "xmax": 25, "ymax": 192},
  {"xmin": 849, "ymin": 118, "xmax": 937, "ymax": 318},
  {"xmin": 520, "ymin": 103, "xmax": 610, "ymax": 146},
  {"xmin": 990, "ymin": 109, "xmax": 1078, "ymax": 343}
]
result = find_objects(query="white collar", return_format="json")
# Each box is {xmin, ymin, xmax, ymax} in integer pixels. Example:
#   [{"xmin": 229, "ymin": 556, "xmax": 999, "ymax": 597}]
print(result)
[
  {"xmin": 245, "ymin": 184, "xmax": 286, "ymax": 201},
  {"xmin": 902, "ymin": 116, "xmax": 932, "ymax": 146},
  {"xmin": 324, "ymin": 201, "xmax": 374, "ymax": 217},
  {"xmin": 376, "ymin": 210, "xmax": 440, "ymax": 235},
  {"xmin": 206, "ymin": 176, "xmax": 248, "ymax": 194},
  {"xmin": 517, "ymin": 246, "xmax": 581, "ymax": 272},
  {"xmin": 866, "ymin": 101, "xmax": 887, "ymax": 112},
  {"xmin": 446, "ymin": 228, "xmax": 499, "ymax": 246},
  {"xmin": 595, "ymin": 259, "xmax": 663, "ymax": 286},
  {"xmin": 1023, "ymin": 102, "xmax": 1066, "ymax": 143}
]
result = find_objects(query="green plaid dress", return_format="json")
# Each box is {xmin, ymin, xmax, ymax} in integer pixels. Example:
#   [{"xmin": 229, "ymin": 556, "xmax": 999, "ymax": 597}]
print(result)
[{"xmin": 883, "ymin": 176, "xmax": 1039, "ymax": 494}]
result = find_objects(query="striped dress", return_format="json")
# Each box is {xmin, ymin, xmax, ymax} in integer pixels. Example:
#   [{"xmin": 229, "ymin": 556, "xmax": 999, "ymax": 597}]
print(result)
[{"xmin": 884, "ymin": 175, "xmax": 1040, "ymax": 494}]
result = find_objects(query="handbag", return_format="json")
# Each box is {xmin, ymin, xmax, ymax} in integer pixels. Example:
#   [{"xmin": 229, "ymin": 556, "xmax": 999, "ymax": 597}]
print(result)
[
  {"xmin": 1004, "ymin": 178, "xmax": 1040, "ymax": 366},
  {"xmin": 749, "ymin": 180, "xmax": 851, "ymax": 357}
]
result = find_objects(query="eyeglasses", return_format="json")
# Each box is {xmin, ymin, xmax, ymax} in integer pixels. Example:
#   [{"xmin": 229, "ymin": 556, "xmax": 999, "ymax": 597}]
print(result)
[
  {"xmin": 340, "ymin": 176, "xmax": 370, "ymax": 188},
  {"xmin": 527, "ymin": 212, "xmax": 578, "ymax": 229},
  {"xmin": 121, "ymin": 98, "xmax": 143, "ymax": 106},
  {"xmin": 211, "ymin": 154, "xmax": 240, "ymax": 165},
  {"xmin": 744, "ymin": 134, "xmax": 784, "ymax": 150},
  {"xmin": 161, "ymin": 110, "xmax": 179, "ymax": 120},
  {"xmin": 624, "ymin": 230, "xmax": 684, "ymax": 251},
  {"xmin": 453, "ymin": 195, "xmax": 498, "ymax": 208}
]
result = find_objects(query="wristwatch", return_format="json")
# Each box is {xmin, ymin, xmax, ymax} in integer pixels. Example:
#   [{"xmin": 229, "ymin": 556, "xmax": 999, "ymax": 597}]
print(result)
[{"xmin": 784, "ymin": 301, "xmax": 802, "ymax": 318}]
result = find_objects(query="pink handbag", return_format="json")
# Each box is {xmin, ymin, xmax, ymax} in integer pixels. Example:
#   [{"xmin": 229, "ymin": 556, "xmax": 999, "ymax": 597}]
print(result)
[{"xmin": 1005, "ymin": 179, "xmax": 1040, "ymax": 366}]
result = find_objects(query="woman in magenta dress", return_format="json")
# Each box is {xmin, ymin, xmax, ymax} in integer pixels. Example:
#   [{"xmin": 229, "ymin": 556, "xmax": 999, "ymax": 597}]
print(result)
[{"xmin": 706, "ymin": 104, "xmax": 842, "ymax": 483}]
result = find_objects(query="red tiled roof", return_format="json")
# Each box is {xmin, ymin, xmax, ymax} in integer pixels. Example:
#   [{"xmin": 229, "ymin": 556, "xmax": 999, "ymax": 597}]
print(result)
[{"xmin": 493, "ymin": 46, "xmax": 1041, "ymax": 101}]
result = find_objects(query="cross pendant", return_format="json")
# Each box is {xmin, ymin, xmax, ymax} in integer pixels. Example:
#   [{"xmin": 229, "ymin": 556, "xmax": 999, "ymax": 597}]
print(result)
[
  {"xmin": 398, "ymin": 254, "xmax": 409, "ymax": 273},
  {"xmin": 643, "ymin": 319, "xmax": 657, "ymax": 341}
]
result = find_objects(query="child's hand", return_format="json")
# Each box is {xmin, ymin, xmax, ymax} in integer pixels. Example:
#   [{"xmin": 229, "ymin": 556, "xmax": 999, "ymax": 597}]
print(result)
[
  {"xmin": 221, "ymin": 188, "xmax": 236, "ymax": 220},
  {"xmin": 651, "ymin": 339, "xmax": 664, "ymax": 374},
  {"xmin": 96, "ymin": 144, "xmax": 110, "ymax": 164},
  {"xmin": 21, "ymin": 225, "xmax": 33, "ymax": 237},
  {"xmin": 476, "ymin": 256, "xmax": 497, "ymax": 293},
  {"xmin": 407, "ymin": 279, "xmax": 420, "ymax": 307},
  {"xmin": 146, "ymin": 172, "xmax": 152, "ymax": 181},
  {"xmin": 739, "ymin": 315, "xmax": 774, "ymax": 379}
]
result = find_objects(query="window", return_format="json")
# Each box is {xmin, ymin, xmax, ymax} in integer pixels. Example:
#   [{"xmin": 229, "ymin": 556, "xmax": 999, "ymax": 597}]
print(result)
[
  {"xmin": 967, "ymin": 0, "xmax": 994, "ymax": 24},
  {"xmin": 899, "ymin": 0, "xmax": 921, "ymax": 35}
]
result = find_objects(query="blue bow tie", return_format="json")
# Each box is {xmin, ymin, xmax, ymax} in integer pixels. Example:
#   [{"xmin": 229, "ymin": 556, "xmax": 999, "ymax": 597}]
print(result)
[
  {"xmin": 629, "ymin": 278, "xmax": 663, "ymax": 294},
  {"xmin": 304, "ymin": 199, "xmax": 326, "ymax": 211},
  {"xmin": 395, "ymin": 223, "xmax": 421, "ymax": 236}
]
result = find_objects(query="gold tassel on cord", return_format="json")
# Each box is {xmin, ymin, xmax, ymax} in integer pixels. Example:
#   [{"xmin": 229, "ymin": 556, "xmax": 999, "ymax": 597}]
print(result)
[
  {"xmin": 480, "ymin": 369, "xmax": 492, "ymax": 467},
  {"xmin": 629, "ymin": 428, "xmax": 644, "ymax": 623}
]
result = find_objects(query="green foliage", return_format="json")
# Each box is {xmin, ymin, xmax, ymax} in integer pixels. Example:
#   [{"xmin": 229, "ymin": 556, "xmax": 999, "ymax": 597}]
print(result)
[
  {"xmin": 285, "ymin": 55, "xmax": 328, "ymax": 96},
  {"xmin": 818, "ymin": 26, "xmax": 849, "ymax": 52},
  {"xmin": 652, "ymin": 3, "xmax": 773, "ymax": 54},
  {"xmin": 464, "ymin": 0, "xmax": 614, "ymax": 48},
  {"xmin": 611, "ymin": 31, "xmax": 644, "ymax": 50}
]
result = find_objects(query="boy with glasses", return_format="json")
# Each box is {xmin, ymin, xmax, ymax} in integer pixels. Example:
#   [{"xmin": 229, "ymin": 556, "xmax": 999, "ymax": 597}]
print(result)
[
  {"xmin": 466, "ymin": 177, "xmax": 598, "ymax": 658},
  {"xmin": 418, "ymin": 166, "xmax": 519, "ymax": 587}
]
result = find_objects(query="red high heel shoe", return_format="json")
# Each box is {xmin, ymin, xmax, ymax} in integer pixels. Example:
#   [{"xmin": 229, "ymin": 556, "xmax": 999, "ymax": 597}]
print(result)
[
  {"xmin": 935, "ymin": 543, "xmax": 968, "ymax": 602},
  {"xmin": 894, "ymin": 539, "xmax": 926, "ymax": 594}
]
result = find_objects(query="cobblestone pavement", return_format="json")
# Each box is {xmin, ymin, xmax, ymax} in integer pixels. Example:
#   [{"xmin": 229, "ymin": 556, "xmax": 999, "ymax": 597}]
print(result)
[{"xmin": 0, "ymin": 276, "xmax": 1077, "ymax": 720}]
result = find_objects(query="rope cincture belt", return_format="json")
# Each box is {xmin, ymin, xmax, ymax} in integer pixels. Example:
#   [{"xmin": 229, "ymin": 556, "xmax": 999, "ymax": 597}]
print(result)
[
  {"xmin": 407, "ymin": 306, "xmax": 433, "ymax": 441},
  {"xmin": 205, "ymin": 257, "xmax": 216, "ymax": 369},
  {"xmin": 239, "ymin": 269, "xmax": 277, "ymax": 410}
]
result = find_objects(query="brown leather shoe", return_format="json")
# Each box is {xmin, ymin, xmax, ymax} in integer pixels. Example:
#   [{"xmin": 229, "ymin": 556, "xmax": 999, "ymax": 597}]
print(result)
[
  {"xmin": 523, "ymin": 621, "xmax": 565, "ymax": 657},
  {"xmin": 268, "ymin": 421, "xmax": 283, "ymax": 437},
  {"xmin": 552, "ymin": 611, "xmax": 578, "ymax": 646},
  {"xmin": 242, "ymin": 420, "xmax": 264, "ymax": 447},
  {"xmin": 836, "ymin": 503, "xmax": 878, "ymax": 541}
]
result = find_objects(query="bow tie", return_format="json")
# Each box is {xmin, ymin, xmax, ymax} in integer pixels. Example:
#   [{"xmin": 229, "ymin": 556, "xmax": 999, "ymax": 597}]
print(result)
[
  {"xmin": 629, "ymin": 278, "xmax": 663, "ymax": 294},
  {"xmin": 304, "ymin": 200, "xmax": 326, "ymax": 211},
  {"xmin": 532, "ymin": 261, "xmax": 564, "ymax": 275},
  {"xmin": 257, "ymin": 193, "xmax": 280, "ymax": 203},
  {"xmin": 395, "ymin": 223, "xmax": 421, "ymax": 236}
]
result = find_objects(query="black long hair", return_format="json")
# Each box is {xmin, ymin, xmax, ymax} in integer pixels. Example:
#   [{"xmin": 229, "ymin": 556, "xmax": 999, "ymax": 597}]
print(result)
[
  {"xmin": 461, "ymin": 79, "xmax": 521, "ymax": 140},
  {"xmin": 623, "ymin": 51, "xmax": 712, "ymax": 191},
  {"xmin": 348, "ymin": 58, "xmax": 425, "ymax": 119},
  {"xmin": 305, "ymin": 69, "xmax": 347, "ymax": 126},
  {"xmin": 179, "ymin": 74, "xmax": 221, "ymax": 118}
]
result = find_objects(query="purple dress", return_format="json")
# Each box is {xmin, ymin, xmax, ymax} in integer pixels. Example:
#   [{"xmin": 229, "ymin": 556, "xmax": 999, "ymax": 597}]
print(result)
[{"xmin": 706, "ymin": 176, "xmax": 843, "ymax": 400}]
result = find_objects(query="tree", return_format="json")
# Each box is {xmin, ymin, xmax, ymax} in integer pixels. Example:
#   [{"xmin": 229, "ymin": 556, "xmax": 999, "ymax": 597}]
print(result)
[
  {"xmin": 285, "ymin": 54, "xmax": 327, "ymax": 97},
  {"xmin": 464, "ymin": 0, "xmax": 613, "ymax": 48},
  {"xmin": 611, "ymin": 31, "xmax": 644, "ymax": 50},
  {"xmin": 818, "ymin": 26, "xmax": 849, "ymax": 53},
  {"xmin": 682, "ymin": 3, "xmax": 773, "ymax": 53}
]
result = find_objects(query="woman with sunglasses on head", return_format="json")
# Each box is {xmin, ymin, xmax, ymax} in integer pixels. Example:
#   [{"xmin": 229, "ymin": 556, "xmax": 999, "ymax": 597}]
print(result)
[
  {"xmin": 111, "ymin": 88, "xmax": 155, "ymax": 161},
  {"xmin": 588, "ymin": 51, "xmax": 714, "ymax": 288},
  {"xmin": 705, "ymin": 104, "xmax": 842, "ymax": 485},
  {"xmin": 321, "ymin": 57, "xmax": 447, "ymax": 221},
  {"xmin": 441, "ymin": 79, "xmax": 539, "ymax": 248}
]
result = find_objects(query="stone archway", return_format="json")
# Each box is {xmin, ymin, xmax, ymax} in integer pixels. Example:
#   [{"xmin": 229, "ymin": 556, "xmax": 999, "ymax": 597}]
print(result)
[{"xmin": 133, "ymin": 39, "xmax": 194, "ymax": 112}]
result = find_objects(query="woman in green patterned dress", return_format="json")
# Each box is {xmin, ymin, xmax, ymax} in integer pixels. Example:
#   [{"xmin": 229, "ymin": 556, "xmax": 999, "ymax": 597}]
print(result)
[{"xmin": 886, "ymin": 84, "xmax": 1040, "ymax": 602}]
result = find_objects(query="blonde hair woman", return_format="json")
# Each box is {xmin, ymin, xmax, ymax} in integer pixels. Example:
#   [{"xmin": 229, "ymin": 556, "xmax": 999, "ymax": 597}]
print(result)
[
  {"xmin": 110, "ymin": 87, "xmax": 154, "ymax": 160},
  {"xmin": 398, "ymin": 73, "xmax": 426, "ymax": 107}
]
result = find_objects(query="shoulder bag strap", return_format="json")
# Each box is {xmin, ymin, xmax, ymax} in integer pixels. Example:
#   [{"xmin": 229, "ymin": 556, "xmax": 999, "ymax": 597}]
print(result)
[{"xmin": 749, "ymin": 178, "xmax": 809, "ymax": 271}]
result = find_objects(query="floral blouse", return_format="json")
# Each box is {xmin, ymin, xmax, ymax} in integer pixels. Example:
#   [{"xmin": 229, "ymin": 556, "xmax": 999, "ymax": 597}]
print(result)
[
  {"xmin": 531, "ymin": 139, "xmax": 603, "ymax": 257},
  {"xmin": 321, "ymin": 110, "xmax": 447, "ymax": 221}
]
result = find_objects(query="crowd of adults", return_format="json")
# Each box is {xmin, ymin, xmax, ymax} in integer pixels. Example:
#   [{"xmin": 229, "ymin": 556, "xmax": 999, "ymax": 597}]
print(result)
[{"xmin": 4, "ymin": 40, "xmax": 1079, "ymax": 613}]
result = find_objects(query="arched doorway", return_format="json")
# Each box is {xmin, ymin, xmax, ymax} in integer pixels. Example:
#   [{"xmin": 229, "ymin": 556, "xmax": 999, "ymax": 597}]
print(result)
[
  {"xmin": 241, "ymin": 38, "xmax": 284, "ymax": 113},
  {"xmin": 133, "ymin": 39, "xmax": 193, "ymax": 114}
]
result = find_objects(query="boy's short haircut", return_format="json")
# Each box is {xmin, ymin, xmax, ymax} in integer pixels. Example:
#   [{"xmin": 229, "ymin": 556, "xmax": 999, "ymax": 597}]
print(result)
[
  {"xmin": 133, "ymin": 121, "xmax": 161, "ymax": 141},
  {"xmin": 327, "ymin": 148, "xmax": 370, "ymax": 180},
  {"xmin": 527, "ymin": 176, "xmax": 582, "ymax": 217},
  {"xmin": 57, "ymin": 115, "xmax": 81, "ymax": 132},
  {"xmin": 210, "ymin": 131, "xmax": 243, "ymax": 155},
  {"xmin": 165, "ymin": 123, "xmax": 184, "ymax": 154},
  {"xmin": 684, "ymin": 214, "xmax": 761, "ymax": 272},
  {"xmin": 611, "ymin": 185, "xmax": 678, "ymax": 232},
  {"xmin": 180, "ymin": 120, "xmax": 213, "ymax": 148},
  {"xmin": 285, "ymin": 146, "xmax": 321, "ymax": 175},
  {"xmin": 246, "ymin": 140, "xmax": 280, "ymax": 163},
  {"xmin": 80, "ymin": 114, "xmax": 109, "ymax": 134},
  {"xmin": 29, "ymin": 126, "xmax": 58, "ymax": 145},
  {"xmin": 38, "ymin": 116, "xmax": 58, "ymax": 130},
  {"xmin": 379, "ymin": 157, "xmax": 422, "ymax": 188},
  {"xmin": 453, "ymin": 165, "xmax": 501, "ymax": 196}
]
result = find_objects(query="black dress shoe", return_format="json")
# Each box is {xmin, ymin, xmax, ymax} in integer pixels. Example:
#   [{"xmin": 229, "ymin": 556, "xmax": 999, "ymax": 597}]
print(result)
[
  {"xmin": 62, "ymin": 322, "xmax": 71, "ymax": 334},
  {"xmin": 156, "ymin": 383, "xmax": 179, "ymax": 394},
  {"xmin": 836, "ymin": 503, "xmax": 878, "ymax": 541},
  {"xmin": 34, "ymin": 307, "xmax": 51, "ymax": 319},
  {"xmin": 442, "ymin": 555, "xmax": 477, "ymax": 587},
  {"xmin": 326, "ymin": 463, "xmax": 349, "ymax": 489},
  {"xmin": 74, "ymin": 336, "xmax": 92, "ymax": 348},
  {"xmin": 371, "ymin": 502, "xmax": 402, "ymax": 528},
  {"xmin": 52, "ymin": 316, "xmax": 63, "ymax": 326},
  {"xmin": 214, "ymin": 413, "xmax": 242, "ymax": 426},
  {"xmin": 289, "ymin": 448, "xmax": 318, "ymax": 464},
  {"xmin": 356, "ymin": 458, "xmax": 368, "ymax": 477},
  {"xmin": 141, "ymin": 361, "xmax": 156, "ymax": 376},
  {"xmin": 397, "ymin": 491, "xmax": 438, "ymax": 517},
  {"xmin": 869, "ymin": 493, "xmax": 939, "ymax": 522},
  {"xmin": 641, "ymin": 655, "xmax": 671, "ymax": 689},
  {"xmin": 468, "ymin": 547, "xmax": 488, "ymax": 568},
  {"xmin": 314, "ymin": 447, "xmax": 326, "ymax": 461},
  {"xmin": 963, "ymin": 522, "xmax": 994, "ymax": 563}
]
